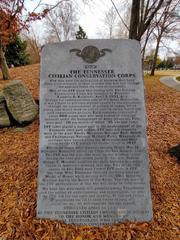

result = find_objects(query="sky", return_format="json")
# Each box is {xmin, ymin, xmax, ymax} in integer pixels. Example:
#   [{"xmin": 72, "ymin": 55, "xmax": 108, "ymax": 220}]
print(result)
[
  {"xmin": 25, "ymin": 0, "xmax": 179, "ymax": 58},
  {"xmin": 25, "ymin": 0, "xmax": 114, "ymax": 39}
]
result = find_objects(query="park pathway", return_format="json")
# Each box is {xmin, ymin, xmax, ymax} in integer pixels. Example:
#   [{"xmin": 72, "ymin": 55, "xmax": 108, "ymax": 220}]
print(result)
[{"xmin": 160, "ymin": 76, "xmax": 180, "ymax": 91}]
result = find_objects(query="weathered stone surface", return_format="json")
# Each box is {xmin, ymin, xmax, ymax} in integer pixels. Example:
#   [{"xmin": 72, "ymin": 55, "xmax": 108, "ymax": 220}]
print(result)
[
  {"xmin": 0, "ymin": 92, "xmax": 5, "ymax": 102},
  {"xmin": 37, "ymin": 39, "xmax": 153, "ymax": 226},
  {"xmin": 3, "ymin": 80, "xmax": 38, "ymax": 124},
  {"xmin": 0, "ymin": 92, "xmax": 10, "ymax": 127}
]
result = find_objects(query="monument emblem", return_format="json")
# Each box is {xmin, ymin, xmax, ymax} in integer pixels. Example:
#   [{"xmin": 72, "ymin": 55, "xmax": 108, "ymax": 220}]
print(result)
[{"xmin": 70, "ymin": 45, "xmax": 112, "ymax": 63}]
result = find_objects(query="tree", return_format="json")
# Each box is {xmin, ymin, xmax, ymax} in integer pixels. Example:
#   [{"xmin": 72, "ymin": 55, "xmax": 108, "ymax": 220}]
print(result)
[
  {"xmin": 157, "ymin": 58, "xmax": 174, "ymax": 69},
  {"xmin": 166, "ymin": 58, "xmax": 174, "ymax": 68},
  {"xmin": 23, "ymin": 27, "xmax": 41, "ymax": 64},
  {"xmin": 157, "ymin": 58, "xmax": 166, "ymax": 69},
  {"xmin": 116, "ymin": 4, "xmax": 131, "ymax": 39},
  {"xmin": 0, "ymin": 0, "xmax": 65, "ymax": 80},
  {"xmin": 5, "ymin": 35, "xmax": 30, "ymax": 67},
  {"xmin": 103, "ymin": 7, "xmax": 117, "ymax": 39},
  {"xmin": 141, "ymin": 22, "xmax": 156, "ymax": 63},
  {"xmin": 129, "ymin": 0, "xmax": 165, "ymax": 41},
  {"xmin": 150, "ymin": 0, "xmax": 180, "ymax": 75},
  {"xmin": 26, "ymin": 37, "xmax": 40, "ymax": 64},
  {"xmin": 44, "ymin": 1, "xmax": 78, "ymax": 42},
  {"xmin": 75, "ymin": 25, "xmax": 88, "ymax": 39},
  {"xmin": 0, "ymin": 8, "xmax": 19, "ymax": 80},
  {"xmin": 0, "ymin": 1, "xmax": 46, "ymax": 79}
]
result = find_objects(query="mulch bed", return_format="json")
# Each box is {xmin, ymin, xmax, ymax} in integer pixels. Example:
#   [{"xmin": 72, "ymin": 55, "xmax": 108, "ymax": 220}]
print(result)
[{"xmin": 0, "ymin": 66, "xmax": 179, "ymax": 240}]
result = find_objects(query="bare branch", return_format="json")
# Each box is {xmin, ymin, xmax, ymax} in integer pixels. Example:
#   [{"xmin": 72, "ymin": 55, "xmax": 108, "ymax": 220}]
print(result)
[
  {"xmin": 160, "ymin": 39, "xmax": 179, "ymax": 55},
  {"xmin": 45, "ymin": 0, "xmax": 69, "ymax": 12},
  {"xmin": 110, "ymin": 0, "xmax": 129, "ymax": 31},
  {"xmin": 44, "ymin": 1, "xmax": 78, "ymax": 43}
]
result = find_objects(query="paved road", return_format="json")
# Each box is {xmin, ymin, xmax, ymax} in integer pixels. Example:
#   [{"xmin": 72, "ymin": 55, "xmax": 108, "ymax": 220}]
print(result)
[{"xmin": 160, "ymin": 76, "xmax": 180, "ymax": 91}]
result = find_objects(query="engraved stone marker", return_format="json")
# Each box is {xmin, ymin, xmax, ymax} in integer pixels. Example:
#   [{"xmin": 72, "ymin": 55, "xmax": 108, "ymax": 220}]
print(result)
[
  {"xmin": 3, "ymin": 80, "xmax": 38, "ymax": 124},
  {"xmin": 37, "ymin": 39, "xmax": 153, "ymax": 226},
  {"xmin": 0, "ymin": 92, "xmax": 10, "ymax": 128}
]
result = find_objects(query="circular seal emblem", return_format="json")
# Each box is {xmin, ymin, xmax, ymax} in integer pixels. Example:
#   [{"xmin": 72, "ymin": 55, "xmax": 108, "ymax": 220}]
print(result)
[
  {"xmin": 70, "ymin": 45, "xmax": 112, "ymax": 63},
  {"xmin": 81, "ymin": 46, "xmax": 101, "ymax": 63}
]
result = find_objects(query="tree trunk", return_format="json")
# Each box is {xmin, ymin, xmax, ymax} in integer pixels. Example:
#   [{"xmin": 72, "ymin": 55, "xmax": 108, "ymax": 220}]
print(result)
[
  {"xmin": 141, "ymin": 25, "xmax": 153, "ymax": 63},
  {"xmin": 129, "ymin": 0, "xmax": 140, "ymax": 40},
  {"xmin": 141, "ymin": 39, "xmax": 148, "ymax": 64},
  {"xmin": 150, "ymin": 36, "xmax": 161, "ymax": 76},
  {"xmin": 0, "ymin": 44, "xmax": 11, "ymax": 80}
]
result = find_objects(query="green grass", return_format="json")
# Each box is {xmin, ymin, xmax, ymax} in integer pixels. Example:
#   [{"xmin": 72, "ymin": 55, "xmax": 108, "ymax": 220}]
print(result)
[{"xmin": 176, "ymin": 76, "xmax": 180, "ymax": 81}]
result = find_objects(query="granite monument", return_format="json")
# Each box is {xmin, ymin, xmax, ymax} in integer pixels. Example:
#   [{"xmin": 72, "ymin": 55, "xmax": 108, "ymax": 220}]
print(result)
[{"xmin": 37, "ymin": 39, "xmax": 153, "ymax": 226}]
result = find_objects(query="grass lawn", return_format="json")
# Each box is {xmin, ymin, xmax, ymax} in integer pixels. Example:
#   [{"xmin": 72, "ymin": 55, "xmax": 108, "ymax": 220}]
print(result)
[
  {"xmin": 0, "ymin": 64, "xmax": 179, "ymax": 240},
  {"xmin": 176, "ymin": 76, "xmax": 180, "ymax": 81},
  {"xmin": 154, "ymin": 70, "xmax": 180, "ymax": 76}
]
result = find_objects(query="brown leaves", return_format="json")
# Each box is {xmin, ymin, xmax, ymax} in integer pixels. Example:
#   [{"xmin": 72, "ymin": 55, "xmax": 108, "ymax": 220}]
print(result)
[
  {"xmin": 0, "ymin": 1, "xmax": 51, "ymax": 47},
  {"xmin": 0, "ymin": 9, "xmax": 20, "ymax": 46},
  {"xmin": 75, "ymin": 236, "xmax": 83, "ymax": 240},
  {"xmin": 0, "ymin": 66, "xmax": 180, "ymax": 239}
]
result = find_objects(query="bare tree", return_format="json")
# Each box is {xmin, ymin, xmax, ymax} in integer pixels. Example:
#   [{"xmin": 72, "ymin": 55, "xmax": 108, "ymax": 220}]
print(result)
[
  {"xmin": 129, "ymin": 0, "xmax": 165, "ymax": 41},
  {"xmin": 110, "ymin": 0, "xmax": 129, "ymax": 32},
  {"xmin": 116, "ymin": 4, "xmax": 131, "ymax": 38},
  {"xmin": 23, "ymin": 27, "xmax": 41, "ymax": 64},
  {"xmin": 44, "ymin": 1, "xmax": 78, "ymax": 42},
  {"xmin": 109, "ymin": 0, "xmax": 164, "ymax": 41},
  {"xmin": 150, "ymin": 0, "xmax": 180, "ymax": 75},
  {"xmin": 103, "ymin": 7, "xmax": 117, "ymax": 39},
  {"xmin": 141, "ymin": 23, "xmax": 156, "ymax": 62}
]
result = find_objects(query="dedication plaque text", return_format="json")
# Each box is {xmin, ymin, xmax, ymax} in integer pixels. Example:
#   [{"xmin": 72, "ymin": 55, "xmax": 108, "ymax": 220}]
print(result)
[{"xmin": 37, "ymin": 39, "xmax": 153, "ymax": 226}]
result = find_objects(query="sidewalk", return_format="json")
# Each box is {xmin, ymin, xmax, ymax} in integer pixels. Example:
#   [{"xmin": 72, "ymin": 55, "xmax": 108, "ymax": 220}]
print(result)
[{"xmin": 160, "ymin": 76, "xmax": 180, "ymax": 91}]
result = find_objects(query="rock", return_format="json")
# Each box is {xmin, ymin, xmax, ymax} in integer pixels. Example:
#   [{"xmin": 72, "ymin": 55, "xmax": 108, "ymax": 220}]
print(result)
[
  {"xmin": 0, "ymin": 92, "xmax": 4, "ymax": 102},
  {"xmin": 0, "ymin": 92, "xmax": 11, "ymax": 127},
  {"xmin": 168, "ymin": 144, "xmax": 180, "ymax": 163},
  {"xmin": 3, "ymin": 80, "xmax": 38, "ymax": 124}
]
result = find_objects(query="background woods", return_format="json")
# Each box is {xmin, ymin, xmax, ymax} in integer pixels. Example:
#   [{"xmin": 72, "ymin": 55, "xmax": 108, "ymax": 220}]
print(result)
[
  {"xmin": 0, "ymin": 0, "xmax": 179, "ymax": 77},
  {"xmin": 0, "ymin": 0, "xmax": 66, "ymax": 80}
]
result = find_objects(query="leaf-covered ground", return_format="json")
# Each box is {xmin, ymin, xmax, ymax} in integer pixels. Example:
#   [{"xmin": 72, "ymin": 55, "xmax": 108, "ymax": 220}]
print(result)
[{"xmin": 0, "ymin": 65, "xmax": 179, "ymax": 240}]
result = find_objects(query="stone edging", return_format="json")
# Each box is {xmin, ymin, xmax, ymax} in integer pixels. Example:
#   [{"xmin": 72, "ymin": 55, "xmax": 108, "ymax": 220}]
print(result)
[{"xmin": 174, "ymin": 76, "xmax": 180, "ymax": 84}]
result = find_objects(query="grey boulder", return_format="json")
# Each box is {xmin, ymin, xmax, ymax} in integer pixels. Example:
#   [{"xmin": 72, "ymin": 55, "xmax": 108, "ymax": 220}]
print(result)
[
  {"xmin": 0, "ymin": 92, "xmax": 10, "ymax": 127},
  {"xmin": 3, "ymin": 80, "xmax": 38, "ymax": 124}
]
